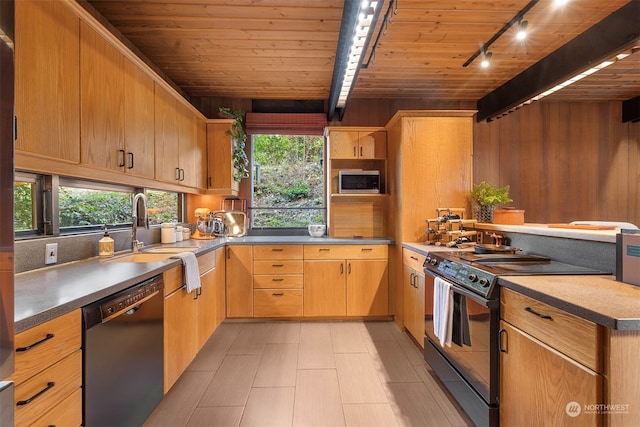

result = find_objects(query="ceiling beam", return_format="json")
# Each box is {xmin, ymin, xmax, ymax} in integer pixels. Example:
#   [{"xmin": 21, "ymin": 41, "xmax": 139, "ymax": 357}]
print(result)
[
  {"xmin": 476, "ymin": 0, "xmax": 640, "ymax": 122},
  {"xmin": 327, "ymin": 0, "xmax": 359, "ymax": 122}
]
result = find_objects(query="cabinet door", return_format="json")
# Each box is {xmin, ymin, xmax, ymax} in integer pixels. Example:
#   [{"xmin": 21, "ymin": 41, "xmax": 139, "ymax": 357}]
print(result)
[
  {"xmin": 329, "ymin": 131, "xmax": 359, "ymax": 159},
  {"xmin": 164, "ymin": 288, "xmax": 198, "ymax": 392},
  {"xmin": 197, "ymin": 268, "xmax": 217, "ymax": 348},
  {"xmin": 226, "ymin": 246, "xmax": 253, "ymax": 317},
  {"xmin": 15, "ymin": 0, "xmax": 80, "ymax": 163},
  {"xmin": 80, "ymin": 22, "xmax": 125, "ymax": 171},
  {"xmin": 154, "ymin": 84, "xmax": 180, "ymax": 183},
  {"xmin": 357, "ymin": 130, "xmax": 386, "ymax": 159},
  {"xmin": 403, "ymin": 265, "xmax": 417, "ymax": 339},
  {"xmin": 346, "ymin": 259, "xmax": 388, "ymax": 316},
  {"xmin": 214, "ymin": 247, "xmax": 227, "ymax": 328},
  {"xmin": 123, "ymin": 58, "xmax": 155, "ymax": 178},
  {"xmin": 500, "ymin": 321, "xmax": 602, "ymax": 427},
  {"xmin": 413, "ymin": 271, "xmax": 425, "ymax": 342},
  {"xmin": 303, "ymin": 260, "xmax": 346, "ymax": 316},
  {"xmin": 177, "ymin": 101, "xmax": 198, "ymax": 187},
  {"xmin": 206, "ymin": 121, "xmax": 239, "ymax": 195}
]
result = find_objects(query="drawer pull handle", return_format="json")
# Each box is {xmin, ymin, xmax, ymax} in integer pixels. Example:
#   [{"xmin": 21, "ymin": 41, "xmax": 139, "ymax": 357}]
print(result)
[
  {"xmin": 272, "ymin": 278, "xmax": 284, "ymax": 282},
  {"xmin": 524, "ymin": 306, "xmax": 553, "ymax": 320},
  {"xmin": 271, "ymin": 248, "xmax": 283, "ymax": 252},
  {"xmin": 361, "ymin": 248, "xmax": 373, "ymax": 252},
  {"xmin": 17, "ymin": 382, "xmax": 55, "ymax": 406},
  {"xmin": 16, "ymin": 333, "xmax": 55, "ymax": 352},
  {"xmin": 319, "ymin": 248, "xmax": 330, "ymax": 252},
  {"xmin": 410, "ymin": 256, "xmax": 418, "ymax": 261},
  {"xmin": 272, "ymin": 264, "xmax": 284, "ymax": 267},
  {"xmin": 272, "ymin": 292, "xmax": 284, "ymax": 296}
]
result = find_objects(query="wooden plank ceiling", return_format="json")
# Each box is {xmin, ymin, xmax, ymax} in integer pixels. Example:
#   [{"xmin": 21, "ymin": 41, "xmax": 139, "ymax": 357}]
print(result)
[{"xmin": 86, "ymin": 0, "xmax": 638, "ymax": 103}]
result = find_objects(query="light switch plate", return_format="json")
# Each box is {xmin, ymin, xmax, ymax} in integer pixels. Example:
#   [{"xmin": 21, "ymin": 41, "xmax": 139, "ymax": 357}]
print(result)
[{"xmin": 45, "ymin": 243, "xmax": 58, "ymax": 264}]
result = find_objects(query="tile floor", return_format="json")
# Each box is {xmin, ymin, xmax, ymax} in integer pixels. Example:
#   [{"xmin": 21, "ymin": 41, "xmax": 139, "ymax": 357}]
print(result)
[{"xmin": 144, "ymin": 321, "xmax": 473, "ymax": 427}]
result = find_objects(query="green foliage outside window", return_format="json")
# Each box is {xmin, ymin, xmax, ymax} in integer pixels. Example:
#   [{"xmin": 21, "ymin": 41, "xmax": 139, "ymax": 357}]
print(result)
[
  {"xmin": 14, "ymin": 182, "xmax": 34, "ymax": 231},
  {"xmin": 59, "ymin": 187, "xmax": 131, "ymax": 227},
  {"xmin": 252, "ymin": 134, "xmax": 325, "ymax": 228}
]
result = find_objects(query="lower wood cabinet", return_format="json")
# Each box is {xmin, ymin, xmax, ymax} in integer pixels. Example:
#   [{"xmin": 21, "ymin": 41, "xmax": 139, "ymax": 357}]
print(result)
[
  {"xmin": 402, "ymin": 248, "xmax": 426, "ymax": 344},
  {"xmin": 500, "ymin": 288, "xmax": 604, "ymax": 427},
  {"xmin": 226, "ymin": 245, "xmax": 253, "ymax": 318},
  {"xmin": 253, "ymin": 245, "xmax": 303, "ymax": 317},
  {"xmin": 163, "ymin": 250, "xmax": 222, "ymax": 393},
  {"xmin": 11, "ymin": 309, "xmax": 82, "ymax": 427},
  {"xmin": 303, "ymin": 245, "xmax": 388, "ymax": 317}
]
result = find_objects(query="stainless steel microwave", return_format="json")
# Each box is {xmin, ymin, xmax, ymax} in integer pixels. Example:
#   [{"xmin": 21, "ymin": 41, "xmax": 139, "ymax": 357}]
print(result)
[{"xmin": 338, "ymin": 170, "xmax": 380, "ymax": 194}]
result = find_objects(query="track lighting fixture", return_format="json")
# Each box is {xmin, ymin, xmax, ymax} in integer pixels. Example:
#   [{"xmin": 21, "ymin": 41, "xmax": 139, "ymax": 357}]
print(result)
[
  {"xmin": 516, "ymin": 20, "xmax": 528, "ymax": 40},
  {"xmin": 463, "ymin": 0, "xmax": 539, "ymax": 67}
]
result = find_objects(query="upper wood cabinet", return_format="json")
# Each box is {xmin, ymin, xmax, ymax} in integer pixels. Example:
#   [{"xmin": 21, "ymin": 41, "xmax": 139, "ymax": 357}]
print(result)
[
  {"xmin": 15, "ymin": 0, "xmax": 80, "ymax": 163},
  {"xmin": 122, "ymin": 58, "xmax": 155, "ymax": 179},
  {"xmin": 155, "ymin": 86, "xmax": 205, "ymax": 188},
  {"xmin": 329, "ymin": 130, "xmax": 386, "ymax": 159},
  {"xmin": 206, "ymin": 120, "xmax": 240, "ymax": 195},
  {"xmin": 80, "ymin": 22, "xmax": 125, "ymax": 171}
]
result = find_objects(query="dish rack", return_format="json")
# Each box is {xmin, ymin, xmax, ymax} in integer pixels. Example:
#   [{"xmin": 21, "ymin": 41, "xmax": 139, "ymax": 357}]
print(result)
[{"xmin": 425, "ymin": 208, "xmax": 478, "ymax": 246}]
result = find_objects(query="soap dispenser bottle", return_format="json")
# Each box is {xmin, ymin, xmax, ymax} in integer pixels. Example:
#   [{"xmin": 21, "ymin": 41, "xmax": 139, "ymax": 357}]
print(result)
[{"xmin": 99, "ymin": 225, "xmax": 115, "ymax": 258}]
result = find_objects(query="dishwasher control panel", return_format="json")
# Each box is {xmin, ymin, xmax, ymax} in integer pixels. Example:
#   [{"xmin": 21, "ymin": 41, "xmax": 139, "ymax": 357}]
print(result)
[{"xmin": 100, "ymin": 276, "xmax": 164, "ymax": 321}]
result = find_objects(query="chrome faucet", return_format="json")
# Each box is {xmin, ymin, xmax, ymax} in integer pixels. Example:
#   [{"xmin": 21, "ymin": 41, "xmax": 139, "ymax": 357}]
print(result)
[{"xmin": 132, "ymin": 192, "xmax": 149, "ymax": 253}]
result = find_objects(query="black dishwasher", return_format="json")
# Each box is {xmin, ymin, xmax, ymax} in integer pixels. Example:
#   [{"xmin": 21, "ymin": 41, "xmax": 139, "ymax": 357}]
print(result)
[{"xmin": 83, "ymin": 275, "xmax": 164, "ymax": 427}]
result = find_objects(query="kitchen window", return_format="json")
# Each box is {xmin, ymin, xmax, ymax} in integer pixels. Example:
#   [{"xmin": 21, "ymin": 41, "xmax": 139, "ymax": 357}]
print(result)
[
  {"xmin": 251, "ymin": 133, "xmax": 326, "ymax": 229},
  {"xmin": 14, "ymin": 172, "xmax": 182, "ymax": 237}
]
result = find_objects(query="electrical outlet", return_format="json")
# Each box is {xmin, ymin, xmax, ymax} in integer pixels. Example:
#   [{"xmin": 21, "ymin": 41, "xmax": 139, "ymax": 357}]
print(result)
[{"xmin": 45, "ymin": 243, "xmax": 58, "ymax": 265}]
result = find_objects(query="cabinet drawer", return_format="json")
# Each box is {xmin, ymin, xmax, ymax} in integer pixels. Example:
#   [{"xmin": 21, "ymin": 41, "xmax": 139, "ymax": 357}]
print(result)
[
  {"xmin": 501, "ymin": 288, "xmax": 603, "ymax": 372},
  {"xmin": 14, "ymin": 350, "xmax": 82, "ymax": 427},
  {"xmin": 32, "ymin": 387, "xmax": 82, "ymax": 427},
  {"xmin": 403, "ymin": 249, "xmax": 426, "ymax": 271},
  {"xmin": 254, "ymin": 275, "xmax": 303, "ymax": 289},
  {"xmin": 303, "ymin": 245, "xmax": 387, "ymax": 260},
  {"xmin": 163, "ymin": 265, "xmax": 183, "ymax": 295},
  {"xmin": 254, "ymin": 245, "xmax": 303, "ymax": 260},
  {"xmin": 12, "ymin": 310, "xmax": 81, "ymax": 385},
  {"xmin": 253, "ymin": 289, "xmax": 303, "ymax": 317},
  {"xmin": 197, "ymin": 250, "xmax": 216, "ymax": 274},
  {"xmin": 254, "ymin": 260, "xmax": 303, "ymax": 275}
]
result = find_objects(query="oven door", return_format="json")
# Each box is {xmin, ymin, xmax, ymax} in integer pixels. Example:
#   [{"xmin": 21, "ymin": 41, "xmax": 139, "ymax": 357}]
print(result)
[{"xmin": 424, "ymin": 270, "xmax": 499, "ymax": 405}]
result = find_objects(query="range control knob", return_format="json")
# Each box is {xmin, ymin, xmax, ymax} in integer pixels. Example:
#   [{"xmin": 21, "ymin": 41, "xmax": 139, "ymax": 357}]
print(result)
[
  {"xmin": 479, "ymin": 278, "xmax": 490, "ymax": 287},
  {"xmin": 429, "ymin": 258, "xmax": 438, "ymax": 266},
  {"xmin": 467, "ymin": 274, "xmax": 478, "ymax": 282}
]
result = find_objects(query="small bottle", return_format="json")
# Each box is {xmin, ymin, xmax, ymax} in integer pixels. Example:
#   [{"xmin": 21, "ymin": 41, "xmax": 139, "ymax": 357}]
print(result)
[
  {"xmin": 176, "ymin": 225, "xmax": 184, "ymax": 242},
  {"xmin": 99, "ymin": 226, "xmax": 115, "ymax": 258}
]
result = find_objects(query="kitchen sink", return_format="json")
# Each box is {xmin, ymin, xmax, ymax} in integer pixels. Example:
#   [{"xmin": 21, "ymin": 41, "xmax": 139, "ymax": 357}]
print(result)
[
  {"xmin": 108, "ymin": 253, "xmax": 177, "ymax": 263},
  {"xmin": 143, "ymin": 247, "xmax": 198, "ymax": 254}
]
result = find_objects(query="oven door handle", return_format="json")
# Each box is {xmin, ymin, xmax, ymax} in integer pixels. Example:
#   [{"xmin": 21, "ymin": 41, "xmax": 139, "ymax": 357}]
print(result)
[{"xmin": 424, "ymin": 269, "xmax": 498, "ymax": 308}]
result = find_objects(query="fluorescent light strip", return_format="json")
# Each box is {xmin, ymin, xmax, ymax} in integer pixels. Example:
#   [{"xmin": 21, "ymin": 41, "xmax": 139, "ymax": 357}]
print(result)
[
  {"xmin": 499, "ymin": 52, "xmax": 629, "ymax": 117},
  {"xmin": 337, "ymin": 0, "xmax": 378, "ymax": 108}
]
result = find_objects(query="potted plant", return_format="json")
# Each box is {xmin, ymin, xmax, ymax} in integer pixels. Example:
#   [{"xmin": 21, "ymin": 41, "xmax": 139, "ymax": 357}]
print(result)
[
  {"xmin": 219, "ymin": 107, "xmax": 249, "ymax": 182},
  {"xmin": 470, "ymin": 181, "xmax": 513, "ymax": 223}
]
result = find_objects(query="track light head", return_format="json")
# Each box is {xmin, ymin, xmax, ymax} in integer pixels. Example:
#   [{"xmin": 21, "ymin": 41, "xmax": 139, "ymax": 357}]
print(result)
[
  {"xmin": 480, "ymin": 51, "xmax": 492, "ymax": 68},
  {"xmin": 516, "ymin": 20, "xmax": 528, "ymax": 40}
]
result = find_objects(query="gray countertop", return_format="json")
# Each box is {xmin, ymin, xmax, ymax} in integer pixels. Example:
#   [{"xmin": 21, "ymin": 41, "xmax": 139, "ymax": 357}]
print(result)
[
  {"xmin": 15, "ymin": 236, "xmax": 393, "ymax": 333},
  {"xmin": 402, "ymin": 242, "xmax": 640, "ymax": 330}
]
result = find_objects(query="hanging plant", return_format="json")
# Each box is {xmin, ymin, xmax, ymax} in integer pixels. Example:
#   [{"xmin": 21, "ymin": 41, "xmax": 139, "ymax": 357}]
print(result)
[{"xmin": 219, "ymin": 107, "xmax": 249, "ymax": 182}]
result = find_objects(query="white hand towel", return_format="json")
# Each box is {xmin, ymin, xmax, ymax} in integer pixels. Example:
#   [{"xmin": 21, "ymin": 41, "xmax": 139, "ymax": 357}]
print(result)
[
  {"xmin": 433, "ymin": 277, "xmax": 454, "ymax": 348},
  {"xmin": 172, "ymin": 252, "xmax": 201, "ymax": 293}
]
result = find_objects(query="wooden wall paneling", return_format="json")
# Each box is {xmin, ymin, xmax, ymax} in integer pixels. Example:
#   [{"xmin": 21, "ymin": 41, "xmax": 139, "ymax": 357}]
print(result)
[{"xmin": 15, "ymin": 0, "xmax": 80, "ymax": 163}]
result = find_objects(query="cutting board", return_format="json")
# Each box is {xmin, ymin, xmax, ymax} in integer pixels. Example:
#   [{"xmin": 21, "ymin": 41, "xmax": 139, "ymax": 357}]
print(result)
[{"xmin": 547, "ymin": 223, "xmax": 617, "ymax": 230}]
